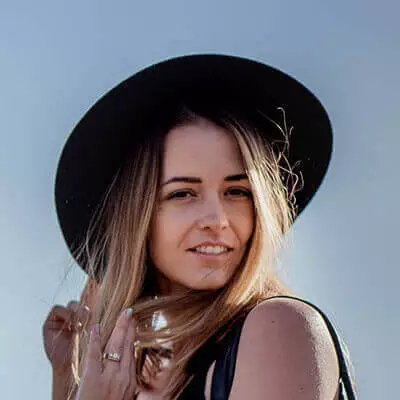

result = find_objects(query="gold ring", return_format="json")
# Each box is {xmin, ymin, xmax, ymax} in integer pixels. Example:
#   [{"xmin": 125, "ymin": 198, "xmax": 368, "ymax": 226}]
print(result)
[{"xmin": 103, "ymin": 352, "xmax": 121, "ymax": 362}]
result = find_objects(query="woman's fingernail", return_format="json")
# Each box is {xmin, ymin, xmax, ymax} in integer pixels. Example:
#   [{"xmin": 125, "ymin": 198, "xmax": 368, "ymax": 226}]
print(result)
[{"xmin": 126, "ymin": 308, "xmax": 133, "ymax": 320}]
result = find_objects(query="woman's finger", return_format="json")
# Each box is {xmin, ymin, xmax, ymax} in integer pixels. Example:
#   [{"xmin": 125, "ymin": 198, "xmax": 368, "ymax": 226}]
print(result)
[
  {"xmin": 85, "ymin": 324, "xmax": 103, "ymax": 377},
  {"xmin": 103, "ymin": 308, "xmax": 133, "ymax": 374},
  {"xmin": 44, "ymin": 320, "xmax": 76, "ymax": 331},
  {"xmin": 121, "ymin": 315, "xmax": 137, "ymax": 378},
  {"xmin": 76, "ymin": 304, "xmax": 92, "ymax": 329},
  {"xmin": 65, "ymin": 301, "xmax": 81, "ymax": 331},
  {"xmin": 124, "ymin": 317, "xmax": 139, "ymax": 399},
  {"xmin": 47, "ymin": 305, "xmax": 73, "ymax": 322},
  {"xmin": 66, "ymin": 300, "xmax": 79, "ymax": 311},
  {"xmin": 65, "ymin": 300, "xmax": 92, "ymax": 332}
]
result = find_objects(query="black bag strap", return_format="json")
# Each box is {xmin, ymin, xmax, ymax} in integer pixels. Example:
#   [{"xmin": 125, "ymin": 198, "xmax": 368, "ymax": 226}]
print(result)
[{"xmin": 211, "ymin": 295, "xmax": 357, "ymax": 400}]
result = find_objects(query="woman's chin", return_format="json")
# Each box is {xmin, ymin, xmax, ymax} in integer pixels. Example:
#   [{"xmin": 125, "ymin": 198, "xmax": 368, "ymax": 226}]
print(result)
[{"xmin": 183, "ymin": 267, "xmax": 233, "ymax": 291}]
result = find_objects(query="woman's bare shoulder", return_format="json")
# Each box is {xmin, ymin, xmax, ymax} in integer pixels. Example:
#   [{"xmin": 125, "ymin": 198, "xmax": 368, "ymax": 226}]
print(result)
[{"xmin": 228, "ymin": 297, "xmax": 340, "ymax": 399}]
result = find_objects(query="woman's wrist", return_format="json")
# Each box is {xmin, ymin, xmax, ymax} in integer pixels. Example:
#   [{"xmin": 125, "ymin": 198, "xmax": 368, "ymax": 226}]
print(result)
[{"xmin": 52, "ymin": 370, "xmax": 75, "ymax": 400}]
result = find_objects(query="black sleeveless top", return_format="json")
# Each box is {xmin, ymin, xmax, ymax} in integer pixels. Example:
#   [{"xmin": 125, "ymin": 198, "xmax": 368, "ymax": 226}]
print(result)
[{"xmin": 178, "ymin": 295, "xmax": 357, "ymax": 400}]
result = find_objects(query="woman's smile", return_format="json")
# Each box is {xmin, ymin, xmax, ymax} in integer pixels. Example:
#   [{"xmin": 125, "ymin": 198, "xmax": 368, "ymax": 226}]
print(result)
[{"xmin": 186, "ymin": 247, "xmax": 234, "ymax": 263}]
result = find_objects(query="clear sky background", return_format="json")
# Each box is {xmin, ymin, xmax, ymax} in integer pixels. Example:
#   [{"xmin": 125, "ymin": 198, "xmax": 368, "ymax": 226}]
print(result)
[{"xmin": 1, "ymin": 1, "xmax": 399, "ymax": 398}]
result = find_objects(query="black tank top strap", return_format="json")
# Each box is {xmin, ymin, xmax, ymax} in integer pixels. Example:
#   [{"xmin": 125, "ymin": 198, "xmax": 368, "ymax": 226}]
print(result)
[
  {"xmin": 210, "ymin": 295, "xmax": 357, "ymax": 400},
  {"xmin": 210, "ymin": 316, "xmax": 247, "ymax": 399},
  {"xmin": 179, "ymin": 313, "xmax": 248, "ymax": 399}
]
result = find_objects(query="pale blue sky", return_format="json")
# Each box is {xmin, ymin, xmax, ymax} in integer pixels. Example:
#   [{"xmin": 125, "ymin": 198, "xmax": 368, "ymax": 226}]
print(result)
[{"xmin": 1, "ymin": 1, "xmax": 399, "ymax": 398}]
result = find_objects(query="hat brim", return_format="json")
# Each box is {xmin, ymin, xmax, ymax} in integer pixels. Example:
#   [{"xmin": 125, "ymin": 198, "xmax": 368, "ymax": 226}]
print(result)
[{"xmin": 55, "ymin": 54, "xmax": 333, "ymax": 273}]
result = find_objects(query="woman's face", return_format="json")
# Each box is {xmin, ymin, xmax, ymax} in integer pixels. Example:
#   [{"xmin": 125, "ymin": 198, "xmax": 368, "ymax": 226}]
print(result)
[{"xmin": 148, "ymin": 118, "xmax": 254, "ymax": 294}]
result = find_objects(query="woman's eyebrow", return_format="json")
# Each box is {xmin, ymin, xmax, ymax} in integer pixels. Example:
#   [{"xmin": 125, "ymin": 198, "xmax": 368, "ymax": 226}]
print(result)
[
  {"xmin": 225, "ymin": 173, "xmax": 248, "ymax": 182},
  {"xmin": 161, "ymin": 174, "xmax": 248, "ymax": 187}
]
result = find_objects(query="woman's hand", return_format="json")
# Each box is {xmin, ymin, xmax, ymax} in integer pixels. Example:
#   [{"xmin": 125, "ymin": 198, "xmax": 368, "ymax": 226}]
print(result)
[
  {"xmin": 75, "ymin": 308, "xmax": 138, "ymax": 400},
  {"xmin": 42, "ymin": 300, "xmax": 92, "ymax": 375}
]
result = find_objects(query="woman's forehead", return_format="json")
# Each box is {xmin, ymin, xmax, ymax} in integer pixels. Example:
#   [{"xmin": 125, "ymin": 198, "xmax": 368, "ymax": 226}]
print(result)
[{"xmin": 162, "ymin": 121, "xmax": 245, "ymax": 177}]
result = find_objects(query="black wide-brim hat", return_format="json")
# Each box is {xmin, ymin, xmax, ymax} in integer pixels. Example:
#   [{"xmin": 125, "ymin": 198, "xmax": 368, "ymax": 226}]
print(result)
[{"xmin": 55, "ymin": 53, "xmax": 333, "ymax": 274}]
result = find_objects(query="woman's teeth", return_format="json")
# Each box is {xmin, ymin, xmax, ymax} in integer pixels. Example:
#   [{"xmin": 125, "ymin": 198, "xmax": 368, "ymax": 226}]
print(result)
[{"xmin": 193, "ymin": 246, "xmax": 229, "ymax": 254}]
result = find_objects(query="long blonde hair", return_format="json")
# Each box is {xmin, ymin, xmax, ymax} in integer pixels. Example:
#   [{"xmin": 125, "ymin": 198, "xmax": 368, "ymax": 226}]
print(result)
[{"xmin": 67, "ymin": 106, "xmax": 311, "ymax": 399}]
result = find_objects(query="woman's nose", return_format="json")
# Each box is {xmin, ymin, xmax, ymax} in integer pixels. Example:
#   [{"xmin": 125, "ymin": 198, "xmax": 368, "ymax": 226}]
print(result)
[{"xmin": 197, "ymin": 196, "xmax": 229, "ymax": 231}]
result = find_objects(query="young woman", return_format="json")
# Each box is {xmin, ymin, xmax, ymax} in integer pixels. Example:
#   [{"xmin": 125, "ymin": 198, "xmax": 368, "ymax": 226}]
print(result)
[{"xmin": 43, "ymin": 54, "xmax": 357, "ymax": 399}]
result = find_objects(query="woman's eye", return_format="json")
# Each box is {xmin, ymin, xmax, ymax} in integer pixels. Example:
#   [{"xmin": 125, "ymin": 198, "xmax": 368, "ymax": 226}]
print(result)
[
  {"xmin": 166, "ymin": 188, "xmax": 252, "ymax": 200},
  {"xmin": 167, "ymin": 190, "xmax": 195, "ymax": 200},
  {"xmin": 226, "ymin": 188, "xmax": 252, "ymax": 198}
]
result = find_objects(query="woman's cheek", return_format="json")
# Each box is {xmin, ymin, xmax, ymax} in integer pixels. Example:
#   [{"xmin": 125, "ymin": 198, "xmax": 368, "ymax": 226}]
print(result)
[{"xmin": 231, "ymin": 204, "xmax": 254, "ymax": 231}]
